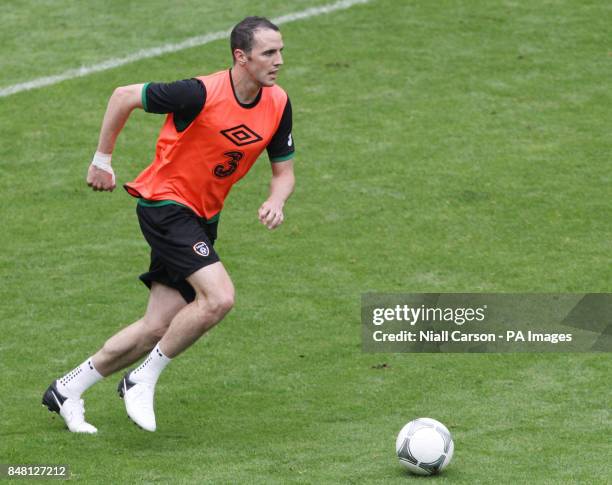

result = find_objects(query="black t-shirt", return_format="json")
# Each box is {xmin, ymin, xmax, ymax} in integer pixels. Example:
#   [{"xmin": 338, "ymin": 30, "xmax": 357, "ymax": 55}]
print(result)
[{"xmin": 143, "ymin": 77, "xmax": 294, "ymax": 162}]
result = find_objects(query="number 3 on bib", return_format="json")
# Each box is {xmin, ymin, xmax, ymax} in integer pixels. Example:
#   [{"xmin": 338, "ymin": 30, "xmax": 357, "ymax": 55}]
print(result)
[{"xmin": 214, "ymin": 151, "xmax": 244, "ymax": 178}]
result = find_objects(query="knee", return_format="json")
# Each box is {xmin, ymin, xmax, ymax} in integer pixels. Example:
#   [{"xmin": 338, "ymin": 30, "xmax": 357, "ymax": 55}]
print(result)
[
  {"xmin": 211, "ymin": 291, "xmax": 235, "ymax": 317},
  {"xmin": 198, "ymin": 290, "xmax": 235, "ymax": 321}
]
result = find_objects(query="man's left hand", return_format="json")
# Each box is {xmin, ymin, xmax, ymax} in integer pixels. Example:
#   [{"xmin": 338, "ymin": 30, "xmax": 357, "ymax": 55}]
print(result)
[{"xmin": 258, "ymin": 200, "xmax": 284, "ymax": 229}]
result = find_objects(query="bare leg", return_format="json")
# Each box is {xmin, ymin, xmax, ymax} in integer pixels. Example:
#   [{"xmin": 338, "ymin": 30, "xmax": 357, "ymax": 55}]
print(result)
[
  {"xmin": 114, "ymin": 263, "xmax": 233, "ymax": 432},
  {"xmin": 92, "ymin": 283, "xmax": 187, "ymax": 376},
  {"xmin": 157, "ymin": 262, "xmax": 235, "ymax": 358}
]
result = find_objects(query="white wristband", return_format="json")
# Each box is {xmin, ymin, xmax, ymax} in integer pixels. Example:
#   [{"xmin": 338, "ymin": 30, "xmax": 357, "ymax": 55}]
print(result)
[{"xmin": 91, "ymin": 151, "xmax": 115, "ymax": 184}]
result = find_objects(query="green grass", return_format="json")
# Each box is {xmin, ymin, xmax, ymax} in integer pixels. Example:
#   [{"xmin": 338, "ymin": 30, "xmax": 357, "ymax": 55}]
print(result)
[{"xmin": 1, "ymin": 0, "xmax": 610, "ymax": 483}]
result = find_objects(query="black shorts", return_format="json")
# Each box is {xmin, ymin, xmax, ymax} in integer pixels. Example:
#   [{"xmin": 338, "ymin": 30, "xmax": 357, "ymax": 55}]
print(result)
[{"xmin": 136, "ymin": 203, "xmax": 220, "ymax": 303}]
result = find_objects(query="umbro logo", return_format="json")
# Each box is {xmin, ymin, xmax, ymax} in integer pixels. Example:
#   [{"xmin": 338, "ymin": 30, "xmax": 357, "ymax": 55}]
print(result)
[
  {"xmin": 220, "ymin": 125, "xmax": 263, "ymax": 147},
  {"xmin": 193, "ymin": 242, "xmax": 210, "ymax": 257}
]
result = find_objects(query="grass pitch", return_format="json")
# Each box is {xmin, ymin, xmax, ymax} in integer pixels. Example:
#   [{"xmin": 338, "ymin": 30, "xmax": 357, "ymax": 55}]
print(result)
[{"xmin": 0, "ymin": 0, "xmax": 610, "ymax": 483}]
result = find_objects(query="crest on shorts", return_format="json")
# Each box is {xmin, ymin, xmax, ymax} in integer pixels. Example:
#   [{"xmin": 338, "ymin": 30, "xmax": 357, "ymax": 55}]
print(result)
[{"xmin": 193, "ymin": 242, "xmax": 210, "ymax": 257}]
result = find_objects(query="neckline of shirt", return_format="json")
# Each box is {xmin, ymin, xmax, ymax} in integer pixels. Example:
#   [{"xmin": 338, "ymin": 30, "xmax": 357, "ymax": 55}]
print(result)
[{"xmin": 228, "ymin": 69, "xmax": 262, "ymax": 109}]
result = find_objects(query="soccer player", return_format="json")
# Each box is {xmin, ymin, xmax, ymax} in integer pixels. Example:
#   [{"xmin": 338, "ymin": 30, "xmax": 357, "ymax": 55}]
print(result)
[{"xmin": 42, "ymin": 16, "xmax": 295, "ymax": 433}]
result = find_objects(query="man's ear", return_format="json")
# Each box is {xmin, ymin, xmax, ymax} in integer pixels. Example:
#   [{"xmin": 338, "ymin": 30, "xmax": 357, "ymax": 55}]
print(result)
[{"xmin": 234, "ymin": 48, "xmax": 249, "ymax": 66}]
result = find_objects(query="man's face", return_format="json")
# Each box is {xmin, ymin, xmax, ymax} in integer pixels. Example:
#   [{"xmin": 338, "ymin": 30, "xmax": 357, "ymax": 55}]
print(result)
[{"xmin": 243, "ymin": 28, "xmax": 284, "ymax": 87}]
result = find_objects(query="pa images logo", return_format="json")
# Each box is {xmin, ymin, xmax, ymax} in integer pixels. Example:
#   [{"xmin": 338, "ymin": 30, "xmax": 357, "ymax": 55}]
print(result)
[{"xmin": 193, "ymin": 241, "xmax": 210, "ymax": 257}]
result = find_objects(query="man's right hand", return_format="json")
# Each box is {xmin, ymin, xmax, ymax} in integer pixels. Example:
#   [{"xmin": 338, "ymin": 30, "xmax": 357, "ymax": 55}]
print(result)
[{"xmin": 87, "ymin": 163, "xmax": 116, "ymax": 192}]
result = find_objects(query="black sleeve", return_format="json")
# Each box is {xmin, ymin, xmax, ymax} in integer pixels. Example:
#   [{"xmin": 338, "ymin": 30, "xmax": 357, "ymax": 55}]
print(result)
[
  {"xmin": 267, "ymin": 97, "xmax": 295, "ymax": 162},
  {"xmin": 143, "ymin": 79, "xmax": 206, "ymax": 131}
]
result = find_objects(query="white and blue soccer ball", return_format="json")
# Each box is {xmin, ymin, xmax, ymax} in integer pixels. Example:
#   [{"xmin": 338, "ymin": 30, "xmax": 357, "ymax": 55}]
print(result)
[{"xmin": 395, "ymin": 418, "xmax": 454, "ymax": 475}]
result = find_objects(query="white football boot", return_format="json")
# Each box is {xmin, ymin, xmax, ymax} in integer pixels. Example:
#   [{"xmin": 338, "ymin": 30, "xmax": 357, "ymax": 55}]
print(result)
[
  {"xmin": 117, "ymin": 372, "xmax": 157, "ymax": 432},
  {"xmin": 42, "ymin": 381, "xmax": 98, "ymax": 434}
]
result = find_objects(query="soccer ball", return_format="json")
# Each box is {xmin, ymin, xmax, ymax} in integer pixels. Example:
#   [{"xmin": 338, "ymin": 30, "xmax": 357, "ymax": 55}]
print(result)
[{"xmin": 395, "ymin": 417, "xmax": 454, "ymax": 475}]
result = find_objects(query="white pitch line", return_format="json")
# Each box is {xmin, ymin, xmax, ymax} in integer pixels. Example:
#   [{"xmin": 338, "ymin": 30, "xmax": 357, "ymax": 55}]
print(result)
[{"xmin": 0, "ymin": 0, "xmax": 369, "ymax": 98}]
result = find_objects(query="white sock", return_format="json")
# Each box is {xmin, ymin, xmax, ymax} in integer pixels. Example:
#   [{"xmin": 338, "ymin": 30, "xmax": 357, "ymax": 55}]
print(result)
[
  {"xmin": 56, "ymin": 357, "xmax": 103, "ymax": 399},
  {"xmin": 130, "ymin": 344, "xmax": 171, "ymax": 386}
]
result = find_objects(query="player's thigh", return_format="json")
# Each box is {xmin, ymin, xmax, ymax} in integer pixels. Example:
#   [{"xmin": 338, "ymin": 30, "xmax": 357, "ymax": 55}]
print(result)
[
  {"xmin": 143, "ymin": 282, "xmax": 188, "ymax": 331},
  {"xmin": 186, "ymin": 261, "xmax": 235, "ymax": 305}
]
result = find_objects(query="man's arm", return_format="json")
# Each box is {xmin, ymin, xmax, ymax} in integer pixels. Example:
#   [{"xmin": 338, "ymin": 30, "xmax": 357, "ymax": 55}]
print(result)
[
  {"xmin": 258, "ymin": 160, "xmax": 295, "ymax": 230},
  {"xmin": 86, "ymin": 83, "xmax": 144, "ymax": 192}
]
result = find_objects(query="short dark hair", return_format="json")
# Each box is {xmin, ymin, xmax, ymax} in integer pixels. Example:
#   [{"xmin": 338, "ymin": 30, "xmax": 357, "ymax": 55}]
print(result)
[{"xmin": 230, "ymin": 16, "xmax": 280, "ymax": 61}]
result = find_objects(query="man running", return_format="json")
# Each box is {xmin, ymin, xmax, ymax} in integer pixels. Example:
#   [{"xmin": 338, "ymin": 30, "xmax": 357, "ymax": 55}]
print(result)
[{"xmin": 43, "ymin": 16, "xmax": 295, "ymax": 433}]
